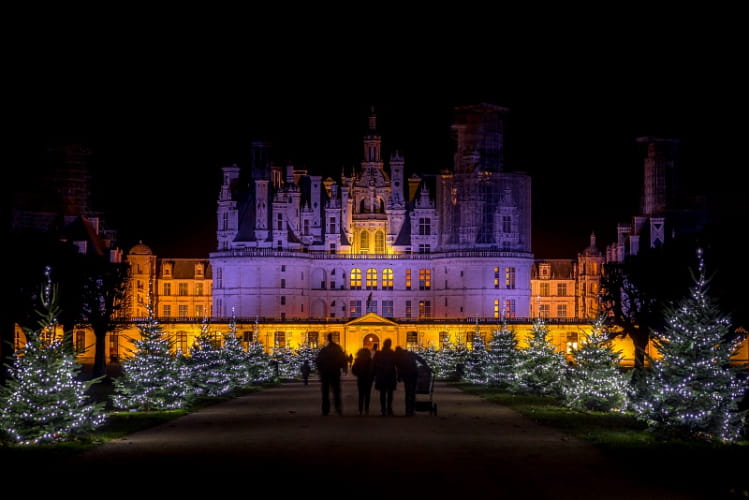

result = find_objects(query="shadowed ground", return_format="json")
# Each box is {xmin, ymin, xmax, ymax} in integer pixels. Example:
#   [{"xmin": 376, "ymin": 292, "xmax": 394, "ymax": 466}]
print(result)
[{"xmin": 40, "ymin": 376, "xmax": 706, "ymax": 498}]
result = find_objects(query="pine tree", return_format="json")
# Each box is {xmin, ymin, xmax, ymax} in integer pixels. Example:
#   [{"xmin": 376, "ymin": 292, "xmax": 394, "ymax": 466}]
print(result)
[
  {"xmin": 188, "ymin": 321, "xmax": 232, "ymax": 397},
  {"xmin": 223, "ymin": 313, "xmax": 251, "ymax": 388},
  {"xmin": 463, "ymin": 323, "xmax": 490, "ymax": 384},
  {"xmin": 562, "ymin": 314, "xmax": 630, "ymax": 412},
  {"xmin": 246, "ymin": 339, "xmax": 273, "ymax": 383},
  {"xmin": 415, "ymin": 344, "xmax": 445, "ymax": 381},
  {"xmin": 0, "ymin": 268, "xmax": 106, "ymax": 445},
  {"xmin": 515, "ymin": 318, "xmax": 568, "ymax": 398},
  {"xmin": 111, "ymin": 309, "xmax": 193, "ymax": 411},
  {"xmin": 486, "ymin": 320, "xmax": 520, "ymax": 391},
  {"xmin": 633, "ymin": 249, "xmax": 748, "ymax": 442},
  {"xmin": 295, "ymin": 343, "xmax": 319, "ymax": 381},
  {"xmin": 270, "ymin": 346, "xmax": 296, "ymax": 380}
]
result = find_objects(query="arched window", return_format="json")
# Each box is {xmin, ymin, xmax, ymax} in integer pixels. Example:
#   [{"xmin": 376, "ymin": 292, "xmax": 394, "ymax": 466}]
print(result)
[
  {"xmin": 360, "ymin": 231, "xmax": 369, "ymax": 253},
  {"xmin": 350, "ymin": 268, "xmax": 362, "ymax": 289},
  {"xmin": 375, "ymin": 230, "xmax": 385, "ymax": 253},
  {"xmin": 382, "ymin": 268, "xmax": 393, "ymax": 290},
  {"xmin": 366, "ymin": 268, "xmax": 378, "ymax": 290}
]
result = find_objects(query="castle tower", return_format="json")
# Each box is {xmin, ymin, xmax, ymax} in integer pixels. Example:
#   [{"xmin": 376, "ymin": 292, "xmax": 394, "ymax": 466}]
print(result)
[{"xmin": 637, "ymin": 137, "xmax": 681, "ymax": 216}]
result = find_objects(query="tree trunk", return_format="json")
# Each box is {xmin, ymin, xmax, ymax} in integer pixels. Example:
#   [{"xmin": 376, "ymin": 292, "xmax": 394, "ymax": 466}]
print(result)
[
  {"xmin": 92, "ymin": 322, "xmax": 108, "ymax": 378},
  {"xmin": 628, "ymin": 326, "xmax": 651, "ymax": 394}
]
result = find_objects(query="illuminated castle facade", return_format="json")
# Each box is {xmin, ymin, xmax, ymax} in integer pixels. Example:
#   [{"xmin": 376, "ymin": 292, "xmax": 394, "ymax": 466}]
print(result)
[{"xmin": 210, "ymin": 104, "xmax": 537, "ymax": 321}]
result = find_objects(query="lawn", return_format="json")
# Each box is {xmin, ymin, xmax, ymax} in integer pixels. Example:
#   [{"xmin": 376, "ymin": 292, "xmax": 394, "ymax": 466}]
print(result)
[{"xmin": 456, "ymin": 383, "xmax": 749, "ymax": 500}]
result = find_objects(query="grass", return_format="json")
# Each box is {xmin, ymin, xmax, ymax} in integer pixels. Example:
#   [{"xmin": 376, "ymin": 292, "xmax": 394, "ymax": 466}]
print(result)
[
  {"xmin": 456, "ymin": 383, "xmax": 749, "ymax": 499},
  {"xmin": 0, "ymin": 381, "xmax": 274, "ymax": 464}
]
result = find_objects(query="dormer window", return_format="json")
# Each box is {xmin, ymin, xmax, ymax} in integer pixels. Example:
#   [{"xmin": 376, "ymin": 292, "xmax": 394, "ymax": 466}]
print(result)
[{"xmin": 539, "ymin": 264, "xmax": 551, "ymax": 280}]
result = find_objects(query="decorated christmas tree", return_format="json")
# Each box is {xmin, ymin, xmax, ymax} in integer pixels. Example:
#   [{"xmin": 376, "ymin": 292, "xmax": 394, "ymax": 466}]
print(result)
[
  {"xmin": 295, "ymin": 343, "xmax": 319, "ymax": 381},
  {"xmin": 245, "ymin": 322, "xmax": 274, "ymax": 383},
  {"xmin": 486, "ymin": 320, "xmax": 520, "ymax": 391},
  {"xmin": 188, "ymin": 320, "xmax": 233, "ymax": 397},
  {"xmin": 515, "ymin": 317, "xmax": 568, "ymax": 398},
  {"xmin": 111, "ymin": 308, "xmax": 193, "ymax": 411},
  {"xmin": 269, "ymin": 346, "xmax": 297, "ymax": 380},
  {"xmin": 562, "ymin": 314, "xmax": 630, "ymax": 412},
  {"xmin": 223, "ymin": 312, "xmax": 251, "ymax": 388},
  {"xmin": 414, "ymin": 345, "xmax": 440, "ymax": 378},
  {"xmin": 633, "ymin": 249, "xmax": 748, "ymax": 442},
  {"xmin": 463, "ymin": 323, "xmax": 490, "ymax": 384},
  {"xmin": 0, "ymin": 267, "xmax": 106, "ymax": 445}
]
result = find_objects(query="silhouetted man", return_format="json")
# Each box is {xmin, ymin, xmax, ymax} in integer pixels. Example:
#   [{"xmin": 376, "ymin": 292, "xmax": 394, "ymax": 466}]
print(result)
[
  {"xmin": 395, "ymin": 346, "xmax": 429, "ymax": 416},
  {"xmin": 373, "ymin": 338, "xmax": 397, "ymax": 416},
  {"xmin": 315, "ymin": 333, "xmax": 348, "ymax": 416}
]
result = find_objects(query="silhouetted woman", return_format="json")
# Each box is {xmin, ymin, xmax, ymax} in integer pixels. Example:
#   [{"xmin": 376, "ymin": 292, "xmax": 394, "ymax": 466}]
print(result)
[
  {"xmin": 373, "ymin": 338, "xmax": 398, "ymax": 416},
  {"xmin": 351, "ymin": 347, "xmax": 374, "ymax": 415}
]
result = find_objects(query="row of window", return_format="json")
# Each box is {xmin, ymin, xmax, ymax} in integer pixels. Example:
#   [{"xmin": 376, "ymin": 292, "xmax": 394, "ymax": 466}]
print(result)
[
  {"xmin": 160, "ymin": 282, "xmax": 207, "ymax": 296},
  {"xmin": 161, "ymin": 305, "xmax": 208, "ymax": 318},
  {"xmin": 214, "ymin": 266, "xmax": 520, "ymax": 291},
  {"xmin": 536, "ymin": 283, "xmax": 569, "ymax": 296}
]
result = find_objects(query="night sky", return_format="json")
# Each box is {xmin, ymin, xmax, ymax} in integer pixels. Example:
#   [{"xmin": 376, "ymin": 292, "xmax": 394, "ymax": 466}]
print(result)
[{"xmin": 10, "ymin": 16, "xmax": 746, "ymax": 297}]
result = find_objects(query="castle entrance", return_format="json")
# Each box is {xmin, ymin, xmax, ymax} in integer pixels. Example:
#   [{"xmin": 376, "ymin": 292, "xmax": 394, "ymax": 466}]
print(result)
[{"xmin": 363, "ymin": 333, "xmax": 380, "ymax": 351}]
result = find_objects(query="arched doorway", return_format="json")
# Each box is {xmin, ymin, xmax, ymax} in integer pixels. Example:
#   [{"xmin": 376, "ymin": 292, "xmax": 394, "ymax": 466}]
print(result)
[{"xmin": 363, "ymin": 333, "xmax": 380, "ymax": 351}]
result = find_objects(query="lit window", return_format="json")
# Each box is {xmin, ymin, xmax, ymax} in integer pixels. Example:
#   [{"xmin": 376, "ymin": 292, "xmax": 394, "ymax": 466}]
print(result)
[
  {"xmin": 350, "ymin": 300, "xmax": 362, "ymax": 317},
  {"xmin": 418, "ymin": 300, "xmax": 431, "ymax": 318},
  {"xmin": 539, "ymin": 304, "xmax": 550, "ymax": 318},
  {"xmin": 350, "ymin": 269, "xmax": 362, "ymax": 289},
  {"xmin": 504, "ymin": 299, "xmax": 516, "ymax": 319},
  {"xmin": 405, "ymin": 269, "xmax": 412, "ymax": 290},
  {"xmin": 366, "ymin": 268, "xmax": 378, "ymax": 290},
  {"xmin": 557, "ymin": 305, "xmax": 567, "ymax": 318},
  {"xmin": 175, "ymin": 331, "xmax": 188, "ymax": 354},
  {"xmin": 178, "ymin": 283, "xmax": 188, "ymax": 296},
  {"xmin": 360, "ymin": 232, "xmax": 369, "ymax": 253},
  {"xmin": 375, "ymin": 231, "xmax": 385, "ymax": 253},
  {"xmin": 505, "ymin": 267, "xmax": 516, "ymax": 289},
  {"xmin": 382, "ymin": 269, "xmax": 393, "ymax": 290},
  {"xmin": 406, "ymin": 331, "xmax": 418, "ymax": 349},
  {"xmin": 274, "ymin": 331, "xmax": 286, "ymax": 348},
  {"xmin": 419, "ymin": 269, "xmax": 431, "ymax": 290}
]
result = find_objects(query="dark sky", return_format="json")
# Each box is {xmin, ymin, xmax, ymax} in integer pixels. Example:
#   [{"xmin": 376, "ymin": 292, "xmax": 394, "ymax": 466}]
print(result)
[{"xmin": 11, "ymin": 15, "xmax": 746, "ymax": 265}]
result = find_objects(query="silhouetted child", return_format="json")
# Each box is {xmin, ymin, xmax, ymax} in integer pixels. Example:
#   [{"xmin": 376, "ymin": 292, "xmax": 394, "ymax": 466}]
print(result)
[{"xmin": 300, "ymin": 359, "xmax": 311, "ymax": 385}]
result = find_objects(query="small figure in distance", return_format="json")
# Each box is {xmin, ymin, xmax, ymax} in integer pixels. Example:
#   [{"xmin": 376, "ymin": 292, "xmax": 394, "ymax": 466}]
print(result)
[
  {"xmin": 300, "ymin": 359, "xmax": 311, "ymax": 386},
  {"xmin": 351, "ymin": 347, "xmax": 375, "ymax": 415},
  {"xmin": 315, "ymin": 333, "xmax": 348, "ymax": 416},
  {"xmin": 373, "ymin": 338, "xmax": 398, "ymax": 416},
  {"xmin": 395, "ymin": 346, "xmax": 428, "ymax": 416}
]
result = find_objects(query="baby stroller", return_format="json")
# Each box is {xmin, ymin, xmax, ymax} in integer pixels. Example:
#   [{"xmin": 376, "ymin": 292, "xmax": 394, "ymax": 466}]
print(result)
[{"xmin": 413, "ymin": 359, "xmax": 437, "ymax": 415}]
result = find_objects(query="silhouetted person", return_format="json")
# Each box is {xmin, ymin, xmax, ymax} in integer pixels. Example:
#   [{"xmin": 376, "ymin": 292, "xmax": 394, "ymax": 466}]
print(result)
[
  {"xmin": 300, "ymin": 359, "xmax": 311, "ymax": 386},
  {"xmin": 395, "ymin": 346, "xmax": 428, "ymax": 416},
  {"xmin": 373, "ymin": 338, "xmax": 397, "ymax": 416},
  {"xmin": 315, "ymin": 333, "xmax": 348, "ymax": 416},
  {"xmin": 351, "ymin": 347, "xmax": 374, "ymax": 415},
  {"xmin": 348, "ymin": 352, "xmax": 354, "ymax": 371}
]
